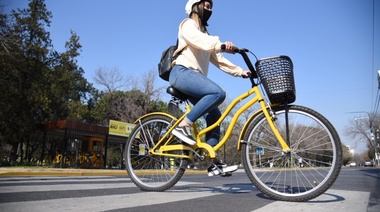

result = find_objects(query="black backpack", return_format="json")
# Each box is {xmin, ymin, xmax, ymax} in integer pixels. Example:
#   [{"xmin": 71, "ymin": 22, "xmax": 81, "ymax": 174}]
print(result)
[{"xmin": 158, "ymin": 40, "xmax": 180, "ymax": 81}]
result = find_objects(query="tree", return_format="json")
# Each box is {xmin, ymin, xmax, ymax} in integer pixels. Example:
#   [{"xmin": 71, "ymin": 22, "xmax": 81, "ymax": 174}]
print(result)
[
  {"xmin": 0, "ymin": 0, "xmax": 54, "ymax": 163},
  {"xmin": 344, "ymin": 113, "xmax": 380, "ymax": 160},
  {"xmin": 93, "ymin": 67, "xmax": 134, "ymax": 93},
  {"xmin": 93, "ymin": 68, "xmax": 166, "ymax": 125},
  {"xmin": 140, "ymin": 69, "xmax": 165, "ymax": 101},
  {"xmin": 0, "ymin": 0, "xmax": 93, "ymax": 164},
  {"xmin": 48, "ymin": 30, "xmax": 94, "ymax": 122},
  {"xmin": 342, "ymin": 145, "xmax": 352, "ymax": 166}
]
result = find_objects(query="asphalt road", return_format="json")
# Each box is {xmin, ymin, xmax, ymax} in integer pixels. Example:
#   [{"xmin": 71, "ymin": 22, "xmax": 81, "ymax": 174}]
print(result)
[{"xmin": 0, "ymin": 167, "xmax": 379, "ymax": 212}]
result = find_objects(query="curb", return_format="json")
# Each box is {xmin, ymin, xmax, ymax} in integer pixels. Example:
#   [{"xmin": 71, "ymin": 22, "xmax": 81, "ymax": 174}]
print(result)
[
  {"xmin": 0, "ymin": 168, "xmax": 126, "ymax": 176},
  {"xmin": 0, "ymin": 167, "xmax": 208, "ymax": 176}
]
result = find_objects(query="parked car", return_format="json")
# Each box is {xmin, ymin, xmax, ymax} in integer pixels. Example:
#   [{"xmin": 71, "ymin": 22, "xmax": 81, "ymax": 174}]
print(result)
[
  {"xmin": 364, "ymin": 161, "xmax": 373, "ymax": 167},
  {"xmin": 349, "ymin": 162, "xmax": 357, "ymax": 167}
]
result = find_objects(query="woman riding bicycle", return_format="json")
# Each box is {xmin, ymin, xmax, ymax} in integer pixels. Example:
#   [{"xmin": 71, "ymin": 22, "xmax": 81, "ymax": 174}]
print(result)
[{"xmin": 170, "ymin": 0, "xmax": 251, "ymax": 176}]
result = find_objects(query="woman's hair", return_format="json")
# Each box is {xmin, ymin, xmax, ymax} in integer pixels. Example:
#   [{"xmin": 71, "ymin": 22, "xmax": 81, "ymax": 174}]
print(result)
[{"xmin": 189, "ymin": 0, "xmax": 211, "ymax": 33}]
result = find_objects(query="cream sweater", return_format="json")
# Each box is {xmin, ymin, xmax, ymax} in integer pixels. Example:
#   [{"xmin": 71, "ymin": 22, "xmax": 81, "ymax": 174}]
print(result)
[{"xmin": 173, "ymin": 18, "xmax": 244, "ymax": 77}]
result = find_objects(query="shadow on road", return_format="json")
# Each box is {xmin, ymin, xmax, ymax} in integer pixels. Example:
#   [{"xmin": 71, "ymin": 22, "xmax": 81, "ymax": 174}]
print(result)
[
  {"xmin": 170, "ymin": 183, "xmax": 257, "ymax": 194},
  {"xmin": 171, "ymin": 182, "xmax": 345, "ymax": 203}
]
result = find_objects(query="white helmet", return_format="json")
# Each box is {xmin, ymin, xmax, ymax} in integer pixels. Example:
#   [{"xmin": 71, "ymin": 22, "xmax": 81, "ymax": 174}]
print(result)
[{"xmin": 185, "ymin": 0, "xmax": 202, "ymax": 15}]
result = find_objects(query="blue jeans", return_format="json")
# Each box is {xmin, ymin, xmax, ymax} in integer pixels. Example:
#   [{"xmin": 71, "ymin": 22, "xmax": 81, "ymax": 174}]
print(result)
[{"xmin": 169, "ymin": 65, "xmax": 226, "ymax": 146}]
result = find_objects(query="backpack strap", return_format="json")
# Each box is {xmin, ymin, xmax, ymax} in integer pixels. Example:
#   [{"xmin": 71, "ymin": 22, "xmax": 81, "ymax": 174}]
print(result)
[{"xmin": 174, "ymin": 39, "xmax": 183, "ymax": 58}]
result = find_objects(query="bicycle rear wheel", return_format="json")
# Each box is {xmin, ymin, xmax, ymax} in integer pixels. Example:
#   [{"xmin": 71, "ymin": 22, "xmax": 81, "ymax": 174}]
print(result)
[
  {"xmin": 125, "ymin": 114, "xmax": 188, "ymax": 191},
  {"xmin": 242, "ymin": 105, "xmax": 342, "ymax": 201}
]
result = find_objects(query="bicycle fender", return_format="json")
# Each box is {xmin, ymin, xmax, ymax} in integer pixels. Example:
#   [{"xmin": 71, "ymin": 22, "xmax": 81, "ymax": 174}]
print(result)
[{"xmin": 133, "ymin": 112, "xmax": 177, "ymax": 124}]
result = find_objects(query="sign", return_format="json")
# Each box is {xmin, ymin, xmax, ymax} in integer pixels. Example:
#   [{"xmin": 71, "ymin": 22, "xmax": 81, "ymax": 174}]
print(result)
[
  {"xmin": 256, "ymin": 147, "xmax": 264, "ymax": 155},
  {"xmin": 109, "ymin": 120, "xmax": 135, "ymax": 137}
]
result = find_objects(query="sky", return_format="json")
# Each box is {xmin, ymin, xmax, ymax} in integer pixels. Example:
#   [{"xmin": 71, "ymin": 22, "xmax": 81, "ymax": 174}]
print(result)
[{"xmin": 3, "ymin": 0, "xmax": 380, "ymax": 154}]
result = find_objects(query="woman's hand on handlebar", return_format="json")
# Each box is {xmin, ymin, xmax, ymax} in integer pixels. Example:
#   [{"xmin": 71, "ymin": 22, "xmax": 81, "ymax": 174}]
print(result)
[
  {"xmin": 241, "ymin": 70, "xmax": 251, "ymax": 78},
  {"xmin": 222, "ymin": 41, "xmax": 238, "ymax": 54},
  {"xmin": 221, "ymin": 43, "xmax": 251, "ymax": 78}
]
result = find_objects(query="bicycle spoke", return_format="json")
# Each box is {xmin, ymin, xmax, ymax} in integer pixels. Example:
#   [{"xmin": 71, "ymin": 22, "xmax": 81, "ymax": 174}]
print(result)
[
  {"xmin": 242, "ymin": 105, "xmax": 342, "ymax": 201},
  {"xmin": 125, "ymin": 115, "xmax": 187, "ymax": 191}
]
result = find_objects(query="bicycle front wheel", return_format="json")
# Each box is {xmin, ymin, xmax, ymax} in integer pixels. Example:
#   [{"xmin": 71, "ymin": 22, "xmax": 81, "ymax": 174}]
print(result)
[
  {"xmin": 242, "ymin": 105, "xmax": 342, "ymax": 202},
  {"xmin": 125, "ymin": 114, "xmax": 188, "ymax": 191}
]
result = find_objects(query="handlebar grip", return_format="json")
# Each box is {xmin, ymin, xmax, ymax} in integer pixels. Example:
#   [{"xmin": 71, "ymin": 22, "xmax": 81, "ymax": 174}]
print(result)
[{"xmin": 221, "ymin": 44, "xmax": 240, "ymax": 53}]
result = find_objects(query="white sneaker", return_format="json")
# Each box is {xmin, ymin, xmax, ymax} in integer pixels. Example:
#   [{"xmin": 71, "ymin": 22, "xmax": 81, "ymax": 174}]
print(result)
[{"xmin": 208, "ymin": 164, "xmax": 238, "ymax": 177}]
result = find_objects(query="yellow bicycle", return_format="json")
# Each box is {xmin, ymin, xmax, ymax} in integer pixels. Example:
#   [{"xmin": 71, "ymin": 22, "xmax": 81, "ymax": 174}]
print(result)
[{"xmin": 125, "ymin": 47, "xmax": 342, "ymax": 202}]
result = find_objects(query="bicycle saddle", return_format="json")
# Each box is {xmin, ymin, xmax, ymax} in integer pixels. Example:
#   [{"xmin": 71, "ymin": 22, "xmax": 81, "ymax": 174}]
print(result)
[{"xmin": 166, "ymin": 86, "xmax": 187, "ymax": 101}]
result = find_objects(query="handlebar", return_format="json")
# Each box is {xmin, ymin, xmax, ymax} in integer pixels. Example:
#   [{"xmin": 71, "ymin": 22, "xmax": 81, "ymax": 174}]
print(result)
[
  {"xmin": 221, "ymin": 44, "xmax": 241, "ymax": 53},
  {"xmin": 221, "ymin": 44, "xmax": 258, "ymax": 79}
]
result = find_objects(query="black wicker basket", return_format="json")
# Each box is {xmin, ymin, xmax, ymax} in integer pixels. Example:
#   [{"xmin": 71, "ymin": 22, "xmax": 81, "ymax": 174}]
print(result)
[{"xmin": 255, "ymin": 56, "xmax": 296, "ymax": 105}]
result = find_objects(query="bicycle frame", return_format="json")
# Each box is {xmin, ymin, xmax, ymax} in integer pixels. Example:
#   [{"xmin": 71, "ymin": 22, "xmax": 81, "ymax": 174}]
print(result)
[
  {"xmin": 136, "ymin": 81, "xmax": 290, "ymax": 161},
  {"xmin": 204, "ymin": 85, "xmax": 290, "ymax": 153}
]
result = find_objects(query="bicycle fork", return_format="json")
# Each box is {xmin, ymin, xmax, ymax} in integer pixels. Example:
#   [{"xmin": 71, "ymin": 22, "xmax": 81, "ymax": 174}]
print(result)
[
  {"xmin": 284, "ymin": 104, "xmax": 291, "ymax": 149},
  {"xmin": 259, "ymin": 100, "xmax": 291, "ymax": 153}
]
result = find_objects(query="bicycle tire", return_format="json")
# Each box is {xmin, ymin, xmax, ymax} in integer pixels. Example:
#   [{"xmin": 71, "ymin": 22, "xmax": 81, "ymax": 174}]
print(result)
[
  {"xmin": 241, "ymin": 105, "xmax": 342, "ymax": 202},
  {"xmin": 125, "ymin": 114, "xmax": 188, "ymax": 191}
]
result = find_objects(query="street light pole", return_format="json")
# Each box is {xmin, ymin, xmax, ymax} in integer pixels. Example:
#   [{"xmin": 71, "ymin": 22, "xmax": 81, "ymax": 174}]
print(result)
[
  {"xmin": 377, "ymin": 70, "xmax": 380, "ymax": 165},
  {"xmin": 349, "ymin": 111, "xmax": 373, "ymax": 131},
  {"xmin": 349, "ymin": 111, "xmax": 379, "ymax": 166}
]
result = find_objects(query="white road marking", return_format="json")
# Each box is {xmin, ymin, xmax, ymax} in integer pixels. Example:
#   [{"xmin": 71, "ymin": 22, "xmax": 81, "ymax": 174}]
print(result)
[{"xmin": 253, "ymin": 189, "xmax": 370, "ymax": 212}]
